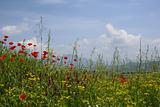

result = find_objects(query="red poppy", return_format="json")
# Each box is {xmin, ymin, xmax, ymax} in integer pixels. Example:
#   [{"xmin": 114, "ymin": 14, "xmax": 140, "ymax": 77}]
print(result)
[
  {"xmin": 43, "ymin": 51, "xmax": 48, "ymax": 55},
  {"xmin": 42, "ymin": 55, "xmax": 47, "ymax": 60},
  {"xmin": 12, "ymin": 54, "xmax": 17, "ymax": 58},
  {"xmin": 64, "ymin": 61, "xmax": 67, "ymax": 64},
  {"xmin": 70, "ymin": 63, "xmax": 74, "ymax": 66},
  {"xmin": 19, "ymin": 58, "xmax": 25, "ymax": 62},
  {"xmin": 52, "ymin": 55, "xmax": 56, "ymax": 58},
  {"xmin": 119, "ymin": 75, "xmax": 127, "ymax": 84},
  {"xmin": 9, "ymin": 42, "xmax": 14, "ymax": 45},
  {"xmin": 10, "ymin": 46, "xmax": 16, "ymax": 50},
  {"xmin": 52, "ymin": 60, "xmax": 56, "ymax": 63},
  {"xmin": 19, "ymin": 94, "xmax": 27, "ymax": 100},
  {"xmin": 10, "ymin": 57, "xmax": 14, "ymax": 62},
  {"xmin": 21, "ymin": 45, "xmax": 26, "ymax": 50},
  {"xmin": 0, "ymin": 54, "xmax": 8, "ymax": 60},
  {"xmin": 74, "ymin": 59, "xmax": 77, "ymax": 62},
  {"xmin": 17, "ymin": 43, "xmax": 22, "ymax": 46},
  {"xmin": 64, "ymin": 56, "xmax": 68, "ymax": 60},
  {"xmin": 57, "ymin": 58, "xmax": 60, "ymax": 61},
  {"xmin": 4, "ymin": 35, "xmax": 8, "ymax": 39},
  {"xmin": 31, "ymin": 52, "xmax": 39, "ymax": 58},
  {"xmin": 70, "ymin": 63, "xmax": 74, "ymax": 70},
  {"xmin": 27, "ymin": 43, "xmax": 32, "ymax": 46},
  {"xmin": 18, "ymin": 50, "xmax": 27, "ymax": 55}
]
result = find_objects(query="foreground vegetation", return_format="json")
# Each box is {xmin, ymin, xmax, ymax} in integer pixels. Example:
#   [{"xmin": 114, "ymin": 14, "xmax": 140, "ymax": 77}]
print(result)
[{"xmin": 0, "ymin": 35, "xmax": 160, "ymax": 107}]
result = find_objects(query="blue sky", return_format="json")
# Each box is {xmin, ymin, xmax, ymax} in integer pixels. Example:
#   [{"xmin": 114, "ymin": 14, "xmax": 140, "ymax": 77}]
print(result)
[{"xmin": 0, "ymin": 0, "xmax": 160, "ymax": 60}]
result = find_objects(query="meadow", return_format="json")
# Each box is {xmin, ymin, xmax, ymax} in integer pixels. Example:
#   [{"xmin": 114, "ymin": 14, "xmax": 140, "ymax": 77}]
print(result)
[{"xmin": 0, "ymin": 35, "xmax": 160, "ymax": 107}]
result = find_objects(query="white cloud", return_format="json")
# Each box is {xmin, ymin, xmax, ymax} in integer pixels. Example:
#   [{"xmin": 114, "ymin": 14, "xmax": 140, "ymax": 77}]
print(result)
[
  {"xmin": 0, "ymin": 23, "xmax": 29, "ymax": 35},
  {"xmin": 106, "ymin": 23, "xmax": 141, "ymax": 44},
  {"xmin": 1, "ymin": 26, "xmax": 21, "ymax": 35}
]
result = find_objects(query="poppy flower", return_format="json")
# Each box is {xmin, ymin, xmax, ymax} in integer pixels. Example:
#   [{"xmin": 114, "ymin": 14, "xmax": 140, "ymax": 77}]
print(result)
[
  {"xmin": 52, "ymin": 55, "xmax": 56, "ymax": 58},
  {"xmin": 0, "ymin": 54, "xmax": 8, "ymax": 60},
  {"xmin": 9, "ymin": 42, "xmax": 14, "ymax": 45},
  {"xmin": 17, "ymin": 43, "xmax": 22, "ymax": 46},
  {"xmin": 10, "ymin": 46, "xmax": 16, "ymax": 50},
  {"xmin": 43, "ymin": 51, "xmax": 48, "ymax": 55},
  {"xmin": 70, "ymin": 63, "xmax": 74, "ymax": 70},
  {"xmin": 4, "ymin": 35, "xmax": 8, "ymax": 39},
  {"xmin": 52, "ymin": 60, "xmax": 56, "ymax": 63},
  {"xmin": 64, "ymin": 61, "xmax": 67, "ymax": 64},
  {"xmin": 70, "ymin": 63, "xmax": 74, "ymax": 66},
  {"xmin": 18, "ymin": 50, "xmax": 27, "ymax": 55},
  {"xmin": 27, "ymin": 43, "xmax": 32, "ymax": 46},
  {"xmin": 31, "ymin": 52, "xmax": 39, "ymax": 58},
  {"xmin": 10, "ymin": 57, "xmax": 14, "ymax": 62},
  {"xmin": 19, "ymin": 93, "xmax": 27, "ymax": 100},
  {"xmin": 42, "ymin": 55, "xmax": 47, "ymax": 60},
  {"xmin": 21, "ymin": 45, "xmax": 26, "ymax": 50},
  {"xmin": 119, "ymin": 75, "xmax": 127, "ymax": 84},
  {"xmin": 64, "ymin": 56, "xmax": 68, "ymax": 60},
  {"xmin": 19, "ymin": 58, "xmax": 25, "ymax": 62},
  {"xmin": 57, "ymin": 58, "xmax": 60, "ymax": 61},
  {"xmin": 12, "ymin": 54, "xmax": 17, "ymax": 58},
  {"xmin": 74, "ymin": 59, "xmax": 77, "ymax": 62}
]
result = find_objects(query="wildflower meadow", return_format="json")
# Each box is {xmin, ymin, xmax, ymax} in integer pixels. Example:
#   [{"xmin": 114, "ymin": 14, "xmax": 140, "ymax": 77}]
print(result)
[{"xmin": 0, "ymin": 35, "xmax": 160, "ymax": 107}]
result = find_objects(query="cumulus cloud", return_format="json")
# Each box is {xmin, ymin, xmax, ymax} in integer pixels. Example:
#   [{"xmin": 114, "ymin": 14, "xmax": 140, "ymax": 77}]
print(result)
[
  {"xmin": 106, "ymin": 23, "xmax": 141, "ymax": 44},
  {"xmin": 69, "ymin": 23, "xmax": 158, "ymax": 61},
  {"xmin": 0, "ymin": 23, "xmax": 29, "ymax": 35}
]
